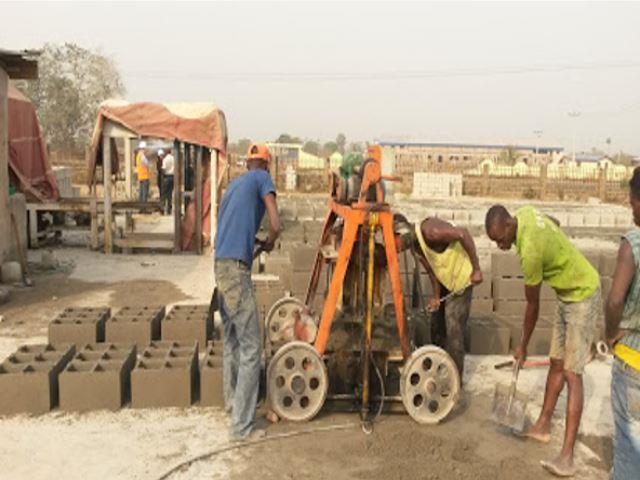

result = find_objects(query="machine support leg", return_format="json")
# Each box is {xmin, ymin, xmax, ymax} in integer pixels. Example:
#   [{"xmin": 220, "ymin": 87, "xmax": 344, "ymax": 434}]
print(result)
[{"xmin": 362, "ymin": 214, "xmax": 377, "ymax": 417}]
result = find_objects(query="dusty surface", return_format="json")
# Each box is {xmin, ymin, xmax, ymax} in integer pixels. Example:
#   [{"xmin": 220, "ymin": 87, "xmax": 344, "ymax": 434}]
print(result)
[{"xmin": 0, "ymin": 247, "xmax": 613, "ymax": 479}]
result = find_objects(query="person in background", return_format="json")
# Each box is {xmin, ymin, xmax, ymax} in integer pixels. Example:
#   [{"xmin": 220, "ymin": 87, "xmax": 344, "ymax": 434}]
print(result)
[
  {"xmin": 605, "ymin": 166, "xmax": 640, "ymax": 480},
  {"xmin": 135, "ymin": 141, "xmax": 150, "ymax": 202},
  {"xmin": 214, "ymin": 143, "xmax": 280, "ymax": 441},
  {"xmin": 161, "ymin": 148, "xmax": 175, "ymax": 215},
  {"xmin": 485, "ymin": 204, "xmax": 601, "ymax": 478}
]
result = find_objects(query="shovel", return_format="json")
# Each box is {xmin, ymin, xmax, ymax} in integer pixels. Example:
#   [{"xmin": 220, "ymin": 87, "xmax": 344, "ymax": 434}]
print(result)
[{"xmin": 491, "ymin": 363, "xmax": 528, "ymax": 433}]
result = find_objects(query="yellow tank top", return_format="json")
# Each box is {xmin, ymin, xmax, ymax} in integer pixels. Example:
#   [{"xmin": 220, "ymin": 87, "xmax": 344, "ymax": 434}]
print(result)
[{"xmin": 415, "ymin": 222, "xmax": 473, "ymax": 293}]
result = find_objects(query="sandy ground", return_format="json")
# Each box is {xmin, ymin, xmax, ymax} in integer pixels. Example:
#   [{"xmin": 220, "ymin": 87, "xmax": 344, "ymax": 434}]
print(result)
[{"xmin": 0, "ymin": 247, "xmax": 614, "ymax": 479}]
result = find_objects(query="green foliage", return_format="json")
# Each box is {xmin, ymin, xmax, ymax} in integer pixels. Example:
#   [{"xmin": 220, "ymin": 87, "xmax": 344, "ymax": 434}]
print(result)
[
  {"xmin": 336, "ymin": 133, "xmax": 346, "ymax": 154},
  {"xmin": 322, "ymin": 141, "xmax": 338, "ymax": 156},
  {"xmin": 497, "ymin": 145, "xmax": 520, "ymax": 166},
  {"xmin": 302, "ymin": 140, "xmax": 321, "ymax": 156},
  {"xmin": 18, "ymin": 42, "xmax": 125, "ymax": 151},
  {"xmin": 275, "ymin": 133, "xmax": 302, "ymax": 144}
]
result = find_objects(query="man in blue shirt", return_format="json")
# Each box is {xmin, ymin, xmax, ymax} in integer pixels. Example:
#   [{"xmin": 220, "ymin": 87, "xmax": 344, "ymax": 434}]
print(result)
[{"xmin": 215, "ymin": 143, "xmax": 280, "ymax": 441}]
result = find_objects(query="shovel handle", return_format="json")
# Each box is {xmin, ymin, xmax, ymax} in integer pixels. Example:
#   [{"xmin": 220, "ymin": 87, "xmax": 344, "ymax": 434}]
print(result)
[{"xmin": 506, "ymin": 363, "xmax": 520, "ymax": 414}]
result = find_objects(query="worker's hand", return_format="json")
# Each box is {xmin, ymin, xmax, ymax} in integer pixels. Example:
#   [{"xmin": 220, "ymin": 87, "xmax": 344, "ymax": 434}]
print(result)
[
  {"xmin": 606, "ymin": 329, "xmax": 625, "ymax": 350},
  {"xmin": 470, "ymin": 269, "xmax": 483, "ymax": 286},
  {"xmin": 513, "ymin": 343, "xmax": 528, "ymax": 368},
  {"xmin": 427, "ymin": 297, "xmax": 440, "ymax": 313},
  {"xmin": 263, "ymin": 238, "xmax": 276, "ymax": 253}
]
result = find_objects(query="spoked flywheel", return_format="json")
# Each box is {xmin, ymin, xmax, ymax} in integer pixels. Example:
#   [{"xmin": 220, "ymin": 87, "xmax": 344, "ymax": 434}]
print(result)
[
  {"xmin": 400, "ymin": 345, "xmax": 460, "ymax": 424},
  {"xmin": 267, "ymin": 341, "xmax": 328, "ymax": 421}
]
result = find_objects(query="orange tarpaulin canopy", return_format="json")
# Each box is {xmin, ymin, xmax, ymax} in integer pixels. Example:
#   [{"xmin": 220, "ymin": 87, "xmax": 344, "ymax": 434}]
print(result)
[{"xmin": 8, "ymin": 83, "xmax": 59, "ymax": 202}]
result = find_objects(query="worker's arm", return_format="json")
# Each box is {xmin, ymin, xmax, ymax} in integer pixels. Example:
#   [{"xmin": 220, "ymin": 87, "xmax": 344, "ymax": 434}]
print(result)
[
  {"xmin": 417, "ymin": 255, "xmax": 441, "ymax": 311},
  {"xmin": 546, "ymin": 214, "xmax": 561, "ymax": 227},
  {"xmin": 263, "ymin": 193, "xmax": 280, "ymax": 252},
  {"xmin": 423, "ymin": 219, "xmax": 483, "ymax": 285},
  {"xmin": 605, "ymin": 239, "xmax": 635, "ymax": 348},
  {"xmin": 515, "ymin": 283, "xmax": 541, "ymax": 366}
]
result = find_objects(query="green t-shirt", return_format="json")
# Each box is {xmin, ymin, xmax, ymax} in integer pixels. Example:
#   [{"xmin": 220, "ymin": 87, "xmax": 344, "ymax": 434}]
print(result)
[{"xmin": 514, "ymin": 206, "xmax": 599, "ymax": 302}]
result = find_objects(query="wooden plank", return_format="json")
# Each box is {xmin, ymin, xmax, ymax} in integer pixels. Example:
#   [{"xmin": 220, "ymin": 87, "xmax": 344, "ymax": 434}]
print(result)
[
  {"xmin": 173, "ymin": 141, "xmax": 182, "ymax": 253},
  {"xmin": 124, "ymin": 138, "xmax": 133, "ymax": 199},
  {"xmin": 103, "ymin": 136, "xmax": 113, "ymax": 254},
  {"xmin": 195, "ymin": 146, "xmax": 203, "ymax": 255}
]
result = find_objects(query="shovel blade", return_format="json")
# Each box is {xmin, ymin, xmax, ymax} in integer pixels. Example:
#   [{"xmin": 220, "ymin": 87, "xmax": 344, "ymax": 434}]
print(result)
[{"xmin": 491, "ymin": 383, "xmax": 528, "ymax": 432}]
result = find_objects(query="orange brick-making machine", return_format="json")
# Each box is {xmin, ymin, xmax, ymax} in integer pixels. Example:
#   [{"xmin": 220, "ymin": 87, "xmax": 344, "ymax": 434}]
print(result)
[{"xmin": 264, "ymin": 146, "xmax": 460, "ymax": 428}]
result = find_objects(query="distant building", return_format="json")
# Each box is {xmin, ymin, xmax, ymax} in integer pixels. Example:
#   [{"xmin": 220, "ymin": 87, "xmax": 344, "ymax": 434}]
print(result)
[
  {"xmin": 265, "ymin": 142, "xmax": 342, "ymax": 171},
  {"xmin": 378, "ymin": 141, "xmax": 564, "ymax": 177}
]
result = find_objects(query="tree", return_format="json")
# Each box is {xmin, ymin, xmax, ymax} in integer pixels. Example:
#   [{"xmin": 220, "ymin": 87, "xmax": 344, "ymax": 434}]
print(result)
[
  {"xmin": 322, "ymin": 141, "xmax": 338, "ymax": 157},
  {"xmin": 228, "ymin": 137, "xmax": 252, "ymax": 155},
  {"xmin": 275, "ymin": 133, "xmax": 302, "ymax": 144},
  {"xmin": 302, "ymin": 140, "xmax": 321, "ymax": 156},
  {"xmin": 336, "ymin": 133, "xmax": 346, "ymax": 154},
  {"xmin": 498, "ymin": 145, "xmax": 520, "ymax": 166},
  {"xmin": 347, "ymin": 142, "xmax": 363, "ymax": 153},
  {"xmin": 18, "ymin": 43, "xmax": 125, "ymax": 151}
]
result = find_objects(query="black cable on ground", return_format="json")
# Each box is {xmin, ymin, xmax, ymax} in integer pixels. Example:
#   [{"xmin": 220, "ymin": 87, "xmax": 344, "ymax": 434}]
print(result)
[{"xmin": 154, "ymin": 422, "xmax": 356, "ymax": 480}]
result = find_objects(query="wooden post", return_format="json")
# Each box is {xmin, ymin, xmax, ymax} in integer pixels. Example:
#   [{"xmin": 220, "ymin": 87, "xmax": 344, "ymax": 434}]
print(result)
[
  {"xmin": 211, "ymin": 148, "xmax": 218, "ymax": 285},
  {"xmin": 195, "ymin": 146, "xmax": 203, "ymax": 255},
  {"xmin": 598, "ymin": 164, "xmax": 608, "ymax": 201},
  {"xmin": 28, "ymin": 208, "xmax": 38, "ymax": 249},
  {"xmin": 173, "ymin": 141, "xmax": 182, "ymax": 253},
  {"xmin": 540, "ymin": 163, "xmax": 548, "ymax": 200},
  {"xmin": 184, "ymin": 144, "xmax": 191, "ymax": 210},
  {"xmin": 124, "ymin": 138, "xmax": 133, "ymax": 199},
  {"xmin": 103, "ymin": 136, "xmax": 113, "ymax": 254},
  {"xmin": 90, "ymin": 197, "xmax": 98, "ymax": 250},
  {"xmin": 482, "ymin": 164, "xmax": 490, "ymax": 196}
]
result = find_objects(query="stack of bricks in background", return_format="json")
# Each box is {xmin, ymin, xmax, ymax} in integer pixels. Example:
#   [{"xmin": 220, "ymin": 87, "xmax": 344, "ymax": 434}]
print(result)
[
  {"xmin": 161, "ymin": 305, "xmax": 212, "ymax": 350},
  {"xmin": 200, "ymin": 341, "xmax": 224, "ymax": 407},
  {"xmin": 48, "ymin": 307, "xmax": 110, "ymax": 346},
  {"xmin": 0, "ymin": 344, "xmax": 75, "ymax": 415},
  {"xmin": 131, "ymin": 341, "xmax": 198, "ymax": 408},
  {"xmin": 105, "ymin": 306, "xmax": 164, "ymax": 349},
  {"xmin": 59, "ymin": 343, "xmax": 136, "ymax": 412}
]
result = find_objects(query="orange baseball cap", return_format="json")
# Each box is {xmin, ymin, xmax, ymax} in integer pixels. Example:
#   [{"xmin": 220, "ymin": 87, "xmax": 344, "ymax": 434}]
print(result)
[
  {"xmin": 247, "ymin": 144, "xmax": 271, "ymax": 163},
  {"xmin": 367, "ymin": 144, "xmax": 382, "ymax": 162}
]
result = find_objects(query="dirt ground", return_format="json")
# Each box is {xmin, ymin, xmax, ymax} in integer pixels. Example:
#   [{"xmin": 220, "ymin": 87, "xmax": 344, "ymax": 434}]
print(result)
[{"xmin": 0, "ymin": 248, "xmax": 612, "ymax": 479}]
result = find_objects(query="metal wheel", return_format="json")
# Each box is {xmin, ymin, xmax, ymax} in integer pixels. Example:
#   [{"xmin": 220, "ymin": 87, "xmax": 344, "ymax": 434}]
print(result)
[
  {"xmin": 267, "ymin": 341, "xmax": 328, "ymax": 422},
  {"xmin": 400, "ymin": 346, "xmax": 460, "ymax": 424},
  {"xmin": 265, "ymin": 297, "xmax": 317, "ymax": 345}
]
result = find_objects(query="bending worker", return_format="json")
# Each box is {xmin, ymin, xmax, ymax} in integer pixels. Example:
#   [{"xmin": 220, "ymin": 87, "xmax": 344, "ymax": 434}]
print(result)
[
  {"xmin": 605, "ymin": 166, "xmax": 640, "ymax": 480},
  {"xmin": 214, "ymin": 144, "xmax": 280, "ymax": 441},
  {"xmin": 485, "ymin": 204, "xmax": 601, "ymax": 478},
  {"xmin": 395, "ymin": 214, "xmax": 483, "ymax": 378}
]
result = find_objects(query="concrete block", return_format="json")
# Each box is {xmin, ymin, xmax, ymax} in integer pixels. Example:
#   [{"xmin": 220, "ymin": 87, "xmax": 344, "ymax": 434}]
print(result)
[
  {"xmin": 0, "ymin": 344, "xmax": 75, "ymax": 415},
  {"xmin": 470, "ymin": 298, "xmax": 493, "ymax": 317},
  {"xmin": 105, "ymin": 306, "xmax": 164, "ymax": 349},
  {"xmin": 491, "ymin": 253, "xmax": 521, "ymax": 278},
  {"xmin": 468, "ymin": 319, "xmax": 511, "ymax": 354},
  {"xmin": 599, "ymin": 213, "xmax": 616, "ymax": 228},
  {"xmin": 583, "ymin": 213, "xmax": 600, "ymax": 227},
  {"xmin": 292, "ymin": 246, "xmax": 317, "ymax": 272},
  {"xmin": 494, "ymin": 299, "xmax": 557, "ymax": 317},
  {"xmin": 582, "ymin": 250, "xmax": 601, "ymax": 270},
  {"xmin": 59, "ymin": 344, "xmax": 136, "ymax": 412},
  {"xmin": 493, "ymin": 278, "xmax": 555, "ymax": 301},
  {"xmin": 599, "ymin": 253, "xmax": 618, "ymax": 277},
  {"xmin": 615, "ymin": 214, "xmax": 632, "ymax": 228},
  {"xmin": 162, "ymin": 305, "xmax": 212, "ymax": 348},
  {"xmin": 1, "ymin": 261, "xmax": 22, "ymax": 284},
  {"xmin": 529, "ymin": 328, "xmax": 552, "ymax": 355},
  {"xmin": 567, "ymin": 213, "xmax": 584, "ymax": 227},
  {"xmin": 472, "ymin": 279, "xmax": 492, "ymax": 299},
  {"xmin": 131, "ymin": 342, "xmax": 198, "ymax": 408},
  {"xmin": 0, "ymin": 286, "xmax": 9, "ymax": 305},
  {"xmin": 200, "ymin": 355, "xmax": 224, "ymax": 407},
  {"xmin": 48, "ymin": 307, "xmax": 110, "ymax": 346}
]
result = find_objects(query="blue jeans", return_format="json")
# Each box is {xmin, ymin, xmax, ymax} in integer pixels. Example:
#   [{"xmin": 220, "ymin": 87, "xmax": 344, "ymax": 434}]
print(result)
[
  {"xmin": 215, "ymin": 258, "xmax": 261, "ymax": 439},
  {"xmin": 139, "ymin": 179, "xmax": 150, "ymax": 202},
  {"xmin": 611, "ymin": 357, "xmax": 640, "ymax": 480}
]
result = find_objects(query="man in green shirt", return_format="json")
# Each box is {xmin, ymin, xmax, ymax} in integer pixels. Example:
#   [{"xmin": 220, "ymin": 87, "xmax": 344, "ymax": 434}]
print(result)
[{"xmin": 485, "ymin": 204, "xmax": 601, "ymax": 478}]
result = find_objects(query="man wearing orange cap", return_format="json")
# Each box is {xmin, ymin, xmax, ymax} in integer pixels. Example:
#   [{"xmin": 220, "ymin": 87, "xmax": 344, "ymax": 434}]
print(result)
[{"xmin": 215, "ymin": 143, "xmax": 280, "ymax": 441}]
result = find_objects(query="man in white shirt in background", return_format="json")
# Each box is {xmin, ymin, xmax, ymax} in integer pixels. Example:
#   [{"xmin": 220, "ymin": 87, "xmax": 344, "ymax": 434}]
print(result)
[{"xmin": 161, "ymin": 148, "xmax": 175, "ymax": 215}]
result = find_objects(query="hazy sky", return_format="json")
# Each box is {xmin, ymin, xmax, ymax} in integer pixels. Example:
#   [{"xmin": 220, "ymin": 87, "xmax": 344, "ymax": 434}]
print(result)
[{"xmin": 3, "ymin": 1, "xmax": 640, "ymax": 153}]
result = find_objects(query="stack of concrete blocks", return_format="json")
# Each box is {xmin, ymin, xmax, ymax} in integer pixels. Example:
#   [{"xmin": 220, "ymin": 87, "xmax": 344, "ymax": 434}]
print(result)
[
  {"xmin": 48, "ymin": 307, "xmax": 110, "ymax": 346},
  {"xmin": 131, "ymin": 341, "xmax": 198, "ymax": 408},
  {"xmin": 0, "ymin": 344, "xmax": 75, "ymax": 415},
  {"xmin": 52, "ymin": 166, "xmax": 74, "ymax": 198},
  {"xmin": 253, "ymin": 276, "xmax": 286, "ymax": 329},
  {"xmin": 105, "ymin": 306, "xmax": 165, "ymax": 349},
  {"xmin": 59, "ymin": 343, "xmax": 136, "ymax": 412},
  {"xmin": 200, "ymin": 341, "xmax": 224, "ymax": 407},
  {"xmin": 303, "ymin": 221, "xmax": 324, "ymax": 245},
  {"xmin": 161, "ymin": 304, "xmax": 212, "ymax": 351},
  {"xmin": 491, "ymin": 252, "xmax": 556, "ymax": 355},
  {"xmin": 412, "ymin": 173, "xmax": 463, "ymax": 200}
]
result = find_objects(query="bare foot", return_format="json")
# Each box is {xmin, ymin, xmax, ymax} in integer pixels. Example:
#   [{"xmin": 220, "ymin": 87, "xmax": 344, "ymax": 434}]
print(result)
[
  {"xmin": 522, "ymin": 421, "xmax": 551, "ymax": 443},
  {"xmin": 541, "ymin": 455, "xmax": 576, "ymax": 477}
]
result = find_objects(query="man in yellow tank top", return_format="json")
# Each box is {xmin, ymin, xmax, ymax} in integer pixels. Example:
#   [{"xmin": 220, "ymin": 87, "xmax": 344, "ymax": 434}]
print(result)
[{"xmin": 395, "ymin": 214, "xmax": 483, "ymax": 378}]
